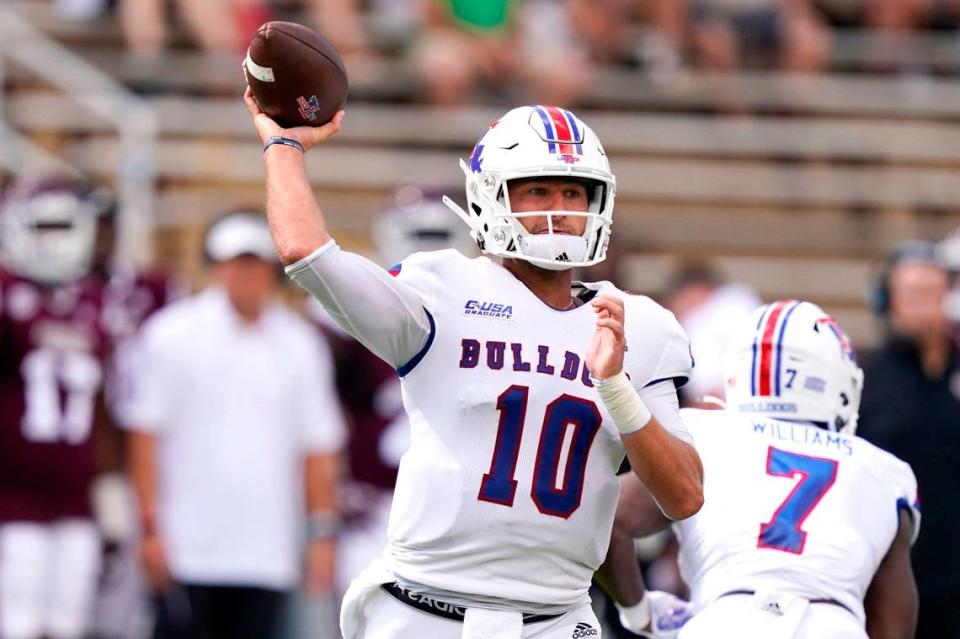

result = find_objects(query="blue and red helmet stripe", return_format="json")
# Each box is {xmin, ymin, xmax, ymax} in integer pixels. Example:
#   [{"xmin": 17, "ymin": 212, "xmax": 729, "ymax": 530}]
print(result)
[
  {"xmin": 532, "ymin": 105, "xmax": 585, "ymax": 157},
  {"xmin": 751, "ymin": 300, "xmax": 800, "ymax": 397}
]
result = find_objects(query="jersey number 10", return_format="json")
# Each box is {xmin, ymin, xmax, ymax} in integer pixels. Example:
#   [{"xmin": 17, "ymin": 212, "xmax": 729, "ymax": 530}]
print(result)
[{"xmin": 477, "ymin": 385, "xmax": 602, "ymax": 519}]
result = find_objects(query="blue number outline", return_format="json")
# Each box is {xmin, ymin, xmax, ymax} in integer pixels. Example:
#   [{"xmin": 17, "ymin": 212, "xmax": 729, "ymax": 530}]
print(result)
[
  {"xmin": 758, "ymin": 446, "xmax": 838, "ymax": 554},
  {"xmin": 477, "ymin": 385, "xmax": 529, "ymax": 506},
  {"xmin": 531, "ymin": 394, "xmax": 603, "ymax": 519},
  {"xmin": 477, "ymin": 387, "xmax": 601, "ymax": 518}
]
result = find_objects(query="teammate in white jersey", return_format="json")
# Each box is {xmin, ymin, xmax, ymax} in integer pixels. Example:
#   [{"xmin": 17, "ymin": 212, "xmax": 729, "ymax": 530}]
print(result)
[
  {"xmin": 602, "ymin": 300, "xmax": 920, "ymax": 639},
  {"xmin": 244, "ymin": 93, "xmax": 704, "ymax": 639}
]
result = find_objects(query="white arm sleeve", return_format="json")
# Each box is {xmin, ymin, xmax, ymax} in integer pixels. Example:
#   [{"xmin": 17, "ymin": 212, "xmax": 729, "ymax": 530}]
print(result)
[
  {"xmin": 285, "ymin": 240, "xmax": 431, "ymax": 368},
  {"xmin": 639, "ymin": 379, "xmax": 693, "ymax": 445}
]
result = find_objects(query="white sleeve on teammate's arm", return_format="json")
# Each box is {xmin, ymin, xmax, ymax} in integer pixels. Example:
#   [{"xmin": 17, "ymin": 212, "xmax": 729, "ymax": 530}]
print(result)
[
  {"xmin": 285, "ymin": 240, "xmax": 431, "ymax": 369},
  {"xmin": 886, "ymin": 455, "xmax": 922, "ymax": 544},
  {"xmin": 640, "ymin": 380, "xmax": 692, "ymax": 445}
]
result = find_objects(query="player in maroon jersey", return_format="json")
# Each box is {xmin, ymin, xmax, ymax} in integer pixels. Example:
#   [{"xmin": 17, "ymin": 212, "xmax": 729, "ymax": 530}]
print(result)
[{"xmin": 0, "ymin": 175, "xmax": 113, "ymax": 639}]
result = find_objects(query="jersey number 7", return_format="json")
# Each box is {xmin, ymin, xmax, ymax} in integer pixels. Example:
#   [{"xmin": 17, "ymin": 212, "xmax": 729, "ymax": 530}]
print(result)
[
  {"xmin": 758, "ymin": 446, "xmax": 838, "ymax": 554},
  {"xmin": 477, "ymin": 385, "xmax": 602, "ymax": 519}
]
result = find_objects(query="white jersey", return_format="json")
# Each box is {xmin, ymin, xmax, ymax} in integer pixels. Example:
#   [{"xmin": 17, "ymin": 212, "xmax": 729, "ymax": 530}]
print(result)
[
  {"xmin": 674, "ymin": 409, "xmax": 920, "ymax": 624},
  {"xmin": 388, "ymin": 250, "xmax": 692, "ymax": 608},
  {"xmin": 293, "ymin": 247, "xmax": 692, "ymax": 610}
]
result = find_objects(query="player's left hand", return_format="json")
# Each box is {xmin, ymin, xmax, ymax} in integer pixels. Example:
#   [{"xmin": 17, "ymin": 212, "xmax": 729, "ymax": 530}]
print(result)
[
  {"xmin": 586, "ymin": 294, "xmax": 626, "ymax": 381},
  {"xmin": 619, "ymin": 591, "xmax": 694, "ymax": 639},
  {"xmin": 304, "ymin": 537, "xmax": 336, "ymax": 596}
]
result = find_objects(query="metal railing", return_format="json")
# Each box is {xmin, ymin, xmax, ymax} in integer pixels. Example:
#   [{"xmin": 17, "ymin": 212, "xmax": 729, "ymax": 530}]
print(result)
[{"xmin": 0, "ymin": 5, "xmax": 158, "ymax": 264}]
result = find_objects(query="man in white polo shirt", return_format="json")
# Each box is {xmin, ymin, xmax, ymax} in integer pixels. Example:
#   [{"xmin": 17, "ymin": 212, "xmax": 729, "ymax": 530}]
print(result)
[{"xmin": 125, "ymin": 212, "xmax": 346, "ymax": 638}]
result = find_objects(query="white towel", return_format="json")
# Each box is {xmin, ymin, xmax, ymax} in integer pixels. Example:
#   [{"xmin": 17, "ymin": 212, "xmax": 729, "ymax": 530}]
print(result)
[
  {"xmin": 339, "ymin": 557, "xmax": 394, "ymax": 639},
  {"xmin": 462, "ymin": 608, "xmax": 524, "ymax": 639}
]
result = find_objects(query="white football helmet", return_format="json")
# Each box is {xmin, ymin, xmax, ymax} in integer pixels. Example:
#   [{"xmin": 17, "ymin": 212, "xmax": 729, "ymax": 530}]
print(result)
[
  {"xmin": 724, "ymin": 300, "xmax": 864, "ymax": 434},
  {"xmin": 0, "ymin": 176, "xmax": 106, "ymax": 284},
  {"xmin": 443, "ymin": 105, "xmax": 616, "ymax": 270},
  {"xmin": 372, "ymin": 185, "xmax": 476, "ymax": 266}
]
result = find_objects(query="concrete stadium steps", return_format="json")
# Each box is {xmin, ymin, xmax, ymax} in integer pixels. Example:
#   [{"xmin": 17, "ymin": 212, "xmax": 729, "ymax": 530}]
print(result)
[
  {"xmin": 11, "ymin": 93, "xmax": 960, "ymax": 166},
  {"xmin": 616, "ymin": 205, "xmax": 958, "ymax": 259},
  {"xmin": 146, "ymin": 186, "xmax": 958, "ymax": 257},
  {"xmin": 59, "ymin": 134, "xmax": 960, "ymax": 210}
]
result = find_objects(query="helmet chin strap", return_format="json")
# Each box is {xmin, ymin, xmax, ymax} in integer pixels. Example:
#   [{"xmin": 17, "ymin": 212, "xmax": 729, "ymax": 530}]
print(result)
[{"xmin": 519, "ymin": 234, "xmax": 588, "ymax": 271}]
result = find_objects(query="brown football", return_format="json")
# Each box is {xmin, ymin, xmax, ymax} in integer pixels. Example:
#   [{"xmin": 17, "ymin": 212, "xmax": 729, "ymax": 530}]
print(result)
[{"xmin": 244, "ymin": 21, "xmax": 348, "ymax": 128}]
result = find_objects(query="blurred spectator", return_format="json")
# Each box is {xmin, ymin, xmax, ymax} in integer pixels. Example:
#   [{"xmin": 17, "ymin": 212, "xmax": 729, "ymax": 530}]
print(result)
[
  {"xmin": 119, "ymin": 0, "xmax": 259, "ymax": 57},
  {"xmin": 118, "ymin": 0, "xmax": 382, "ymax": 59},
  {"xmin": 857, "ymin": 240, "xmax": 960, "ymax": 639},
  {"xmin": 830, "ymin": 0, "xmax": 960, "ymax": 73},
  {"xmin": 412, "ymin": 0, "xmax": 592, "ymax": 105},
  {"xmin": 0, "ymin": 176, "xmax": 113, "ymax": 639},
  {"xmin": 124, "ymin": 212, "xmax": 345, "ymax": 639},
  {"xmin": 938, "ymin": 227, "xmax": 960, "ymax": 340},
  {"xmin": 663, "ymin": 260, "xmax": 761, "ymax": 406},
  {"xmin": 634, "ymin": 0, "xmax": 689, "ymax": 84},
  {"xmin": 302, "ymin": 0, "xmax": 377, "ymax": 61},
  {"xmin": 86, "ymin": 200, "xmax": 185, "ymax": 639},
  {"xmin": 690, "ymin": 0, "xmax": 832, "ymax": 71},
  {"xmin": 55, "ymin": 0, "xmax": 111, "ymax": 21}
]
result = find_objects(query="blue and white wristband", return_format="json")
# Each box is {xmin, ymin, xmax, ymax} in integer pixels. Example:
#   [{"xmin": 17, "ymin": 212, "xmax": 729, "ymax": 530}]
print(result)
[{"xmin": 263, "ymin": 136, "xmax": 305, "ymax": 154}]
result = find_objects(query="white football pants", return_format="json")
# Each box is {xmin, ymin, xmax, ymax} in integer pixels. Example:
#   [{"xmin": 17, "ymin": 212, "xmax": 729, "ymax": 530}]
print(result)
[
  {"xmin": 678, "ymin": 591, "xmax": 866, "ymax": 639},
  {"xmin": 0, "ymin": 521, "xmax": 101, "ymax": 639}
]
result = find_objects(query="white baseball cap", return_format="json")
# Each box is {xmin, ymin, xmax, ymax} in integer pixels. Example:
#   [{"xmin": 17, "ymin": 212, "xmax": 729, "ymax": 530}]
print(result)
[{"xmin": 205, "ymin": 212, "xmax": 278, "ymax": 263}]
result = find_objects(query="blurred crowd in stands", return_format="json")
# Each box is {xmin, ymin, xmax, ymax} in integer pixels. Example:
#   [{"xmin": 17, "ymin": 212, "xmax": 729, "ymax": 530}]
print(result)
[{"xmin": 44, "ymin": 0, "xmax": 960, "ymax": 104}]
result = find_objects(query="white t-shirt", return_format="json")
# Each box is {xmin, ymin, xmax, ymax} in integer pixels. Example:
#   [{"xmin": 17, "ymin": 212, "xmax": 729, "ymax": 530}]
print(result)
[
  {"xmin": 125, "ymin": 287, "xmax": 346, "ymax": 589},
  {"xmin": 674, "ymin": 409, "xmax": 920, "ymax": 624},
  {"xmin": 288, "ymin": 245, "xmax": 693, "ymax": 611}
]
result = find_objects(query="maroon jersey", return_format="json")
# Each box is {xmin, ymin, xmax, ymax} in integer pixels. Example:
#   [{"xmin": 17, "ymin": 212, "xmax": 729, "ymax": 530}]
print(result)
[
  {"xmin": 98, "ymin": 265, "xmax": 181, "ymax": 344},
  {"xmin": 0, "ymin": 268, "xmax": 110, "ymax": 522},
  {"xmin": 329, "ymin": 333, "xmax": 402, "ymax": 490},
  {"xmin": 93, "ymin": 265, "xmax": 181, "ymax": 425}
]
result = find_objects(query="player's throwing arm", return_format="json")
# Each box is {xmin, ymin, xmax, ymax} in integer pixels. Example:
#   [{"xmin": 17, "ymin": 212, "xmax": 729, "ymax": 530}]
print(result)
[{"xmin": 587, "ymin": 295, "xmax": 703, "ymax": 521}]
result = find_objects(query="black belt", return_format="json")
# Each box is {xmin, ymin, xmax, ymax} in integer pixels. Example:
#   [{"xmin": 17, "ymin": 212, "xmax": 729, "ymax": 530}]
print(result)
[
  {"xmin": 720, "ymin": 589, "xmax": 855, "ymax": 616},
  {"xmin": 381, "ymin": 582, "xmax": 562, "ymax": 624}
]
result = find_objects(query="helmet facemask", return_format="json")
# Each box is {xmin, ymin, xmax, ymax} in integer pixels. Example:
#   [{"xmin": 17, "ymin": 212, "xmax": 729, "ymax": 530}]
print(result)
[
  {"xmin": 444, "ymin": 105, "xmax": 616, "ymax": 271},
  {"xmin": 1, "ymin": 191, "xmax": 99, "ymax": 285}
]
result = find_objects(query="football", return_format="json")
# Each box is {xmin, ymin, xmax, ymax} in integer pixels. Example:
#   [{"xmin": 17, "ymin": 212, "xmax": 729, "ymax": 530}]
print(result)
[{"xmin": 243, "ymin": 21, "xmax": 348, "ymax": 128}]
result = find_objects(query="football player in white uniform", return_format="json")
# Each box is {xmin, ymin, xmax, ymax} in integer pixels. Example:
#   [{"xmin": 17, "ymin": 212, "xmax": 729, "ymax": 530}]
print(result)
[
  {"xmin": 245, "ymin": 94, "xmax": 704, "ymax": 638},
  {"xmin": 603, "ymin": 300, "xmax": 920, "ymax": 639}
]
